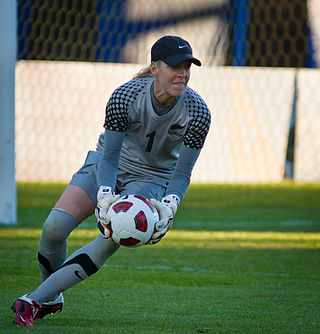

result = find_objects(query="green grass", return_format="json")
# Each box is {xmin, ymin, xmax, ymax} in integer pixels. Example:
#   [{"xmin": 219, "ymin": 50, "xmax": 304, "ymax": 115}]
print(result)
[{"xmin": 1, "ymin": 182, "xmax": 320, "ymax": 333}]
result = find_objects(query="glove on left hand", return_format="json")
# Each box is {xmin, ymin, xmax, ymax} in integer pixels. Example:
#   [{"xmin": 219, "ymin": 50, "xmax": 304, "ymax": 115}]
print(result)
[{"xmin": 148, "ymin": 194, "xmax": 180, "ymax": 245}]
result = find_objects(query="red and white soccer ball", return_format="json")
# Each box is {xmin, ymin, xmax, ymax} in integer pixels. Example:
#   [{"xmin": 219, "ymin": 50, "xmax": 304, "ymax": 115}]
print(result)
[{"xmin": 106, "ymin": 194, "xmax": 159, "ymax": 247}]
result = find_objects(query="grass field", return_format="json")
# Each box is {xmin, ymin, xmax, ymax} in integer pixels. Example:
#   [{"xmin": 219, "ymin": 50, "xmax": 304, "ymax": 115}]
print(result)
[{"xmin": 1, "ymin": 182, "xmax": 320, "ymax": 333}]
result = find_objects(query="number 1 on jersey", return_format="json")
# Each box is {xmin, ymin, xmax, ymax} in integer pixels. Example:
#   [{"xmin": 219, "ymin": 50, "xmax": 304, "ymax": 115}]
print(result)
[{"xmin": 146, "ymin": 131, "xmax": 156, "ymax": 152}]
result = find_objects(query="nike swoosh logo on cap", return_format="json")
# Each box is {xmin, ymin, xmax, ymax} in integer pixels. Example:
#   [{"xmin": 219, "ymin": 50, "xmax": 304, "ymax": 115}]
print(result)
[{"xmin": 178, "ymin": 45, "xmax": 187, "ymax": 49}]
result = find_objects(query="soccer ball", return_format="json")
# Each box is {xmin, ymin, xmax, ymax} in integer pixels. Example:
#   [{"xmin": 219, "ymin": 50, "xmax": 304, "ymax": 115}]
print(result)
[{"xmin": 106, "ymin": 194, "xmax": 159, "ymax": 247}]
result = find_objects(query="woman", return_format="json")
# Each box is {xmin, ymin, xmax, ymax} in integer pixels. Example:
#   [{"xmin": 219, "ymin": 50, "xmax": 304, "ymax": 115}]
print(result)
[{"xmin": 11, "ymin": 35, "xmax": 211, "ymax": 327}]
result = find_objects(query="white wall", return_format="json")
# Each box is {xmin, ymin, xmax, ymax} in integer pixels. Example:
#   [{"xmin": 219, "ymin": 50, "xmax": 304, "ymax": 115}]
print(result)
[{"xmin": 15, "ymin": 61, "xmax": 320, "ymax": 183}]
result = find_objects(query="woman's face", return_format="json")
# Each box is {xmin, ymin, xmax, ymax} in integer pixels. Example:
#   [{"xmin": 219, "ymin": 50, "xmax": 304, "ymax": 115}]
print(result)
[{"xmin": 152, "ymin": 60, "xmax": 191, "ymax": 105}]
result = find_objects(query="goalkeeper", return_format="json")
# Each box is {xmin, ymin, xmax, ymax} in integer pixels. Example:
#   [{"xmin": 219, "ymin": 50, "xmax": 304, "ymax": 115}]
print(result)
[{"xmin": 11, "ymin": 35, "xmax": 211, "ymax": 327}]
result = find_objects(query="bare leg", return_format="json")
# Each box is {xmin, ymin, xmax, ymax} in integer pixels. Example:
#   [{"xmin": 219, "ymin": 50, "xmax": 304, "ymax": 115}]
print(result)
[{"xmin": 54, "ymin": 184, "xmax": 95, "ymax": 221}]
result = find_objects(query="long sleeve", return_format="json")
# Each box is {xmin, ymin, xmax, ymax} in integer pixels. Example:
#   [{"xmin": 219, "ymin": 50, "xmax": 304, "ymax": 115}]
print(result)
[
  {"xmin": 97, "ymin": 128, "xmax": 125, "ymax": 190},
  {"xmin": 165, "ymin": 144, "xmax": 201, "ymax": 200}
]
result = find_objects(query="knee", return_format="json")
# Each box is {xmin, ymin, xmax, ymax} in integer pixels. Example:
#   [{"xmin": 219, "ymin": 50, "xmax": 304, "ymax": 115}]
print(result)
[
  {"xmin": 42, "ymin": 209, "xmax": 78, "ymax": 243},
  {"xmin": 42, "ymin": 219, "xmax": 65, "ymax": 243}
]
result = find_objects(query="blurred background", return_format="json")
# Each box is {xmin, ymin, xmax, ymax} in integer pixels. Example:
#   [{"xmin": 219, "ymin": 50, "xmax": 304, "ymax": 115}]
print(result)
[
  {"xmin": 17, "ymin": 0, "xmax": 319, "ymax": 67},
  {"xmin": 13, "ymin": 0, "xmax": 320, "ymax": 184}
]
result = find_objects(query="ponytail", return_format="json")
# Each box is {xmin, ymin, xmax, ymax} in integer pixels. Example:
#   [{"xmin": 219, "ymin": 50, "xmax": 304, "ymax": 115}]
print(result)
[{"xmin": 132, "ymin": 61, "xmax": 160, "ymax": 79}]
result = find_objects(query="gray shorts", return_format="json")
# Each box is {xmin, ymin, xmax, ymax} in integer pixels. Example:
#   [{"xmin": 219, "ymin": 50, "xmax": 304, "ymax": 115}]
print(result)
[
  {"xmin": 70, "ymin": 150, "xmax": 101, "ymax": 205},
  {"xmin": 70, "ymin": 150, "xmax": 166, "ymax": 205}
]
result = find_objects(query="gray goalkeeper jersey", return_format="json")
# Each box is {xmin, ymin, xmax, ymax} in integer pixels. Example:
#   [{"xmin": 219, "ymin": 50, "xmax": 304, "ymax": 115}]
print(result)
[{"xmin": 96, "ymin": 77, "xmax": 211, "ymax": 188}]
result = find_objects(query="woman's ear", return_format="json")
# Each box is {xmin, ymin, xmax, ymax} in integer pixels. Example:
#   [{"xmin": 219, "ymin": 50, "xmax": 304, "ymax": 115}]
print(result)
[{"xmin": 151, "ymin": 62, "xmax": 158, "ymax": 77}]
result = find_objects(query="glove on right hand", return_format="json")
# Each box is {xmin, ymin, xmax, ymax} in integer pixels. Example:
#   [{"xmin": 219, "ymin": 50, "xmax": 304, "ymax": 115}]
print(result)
[{"xmin": 95, "ymin": 185, "xmax": 120, "ymax": 225}]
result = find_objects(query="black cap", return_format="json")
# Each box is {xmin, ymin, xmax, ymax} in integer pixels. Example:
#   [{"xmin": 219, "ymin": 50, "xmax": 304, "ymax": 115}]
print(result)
[{"xmin": 151, "ymin": 35, "xmax": 201, "ymax": 67}]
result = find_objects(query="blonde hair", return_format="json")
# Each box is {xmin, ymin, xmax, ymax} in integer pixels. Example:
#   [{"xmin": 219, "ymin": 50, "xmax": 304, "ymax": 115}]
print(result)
[{"xmin": 132, "ymin": 61, "xmax": 160, "ymax": 79}]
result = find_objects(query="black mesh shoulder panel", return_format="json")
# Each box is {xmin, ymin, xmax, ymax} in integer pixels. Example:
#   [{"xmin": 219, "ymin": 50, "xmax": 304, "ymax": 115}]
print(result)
[
  {"xmin": 183, "ymin": 88, "xmax": 211, "ymax": 149},
  {"xmin": 104, "ymin": 78, "xmax": 150, "ymax": 131}
]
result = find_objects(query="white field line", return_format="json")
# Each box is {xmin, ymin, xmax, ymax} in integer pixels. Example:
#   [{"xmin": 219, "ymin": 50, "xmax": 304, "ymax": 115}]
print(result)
[
  {"xmin": 0, "ymin": 258, "xmax": 319, "ymax": 281},
  {"xmin": 173, "ymin": 220, "xmax": 320, "ymax": 227},
  {"xmin": 102, "ymin": 263, "xmax": 320, "ymax": 281},
  {"xmin": 78, "ymin": 220, "xmax": 320, "ymax": 229}
]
